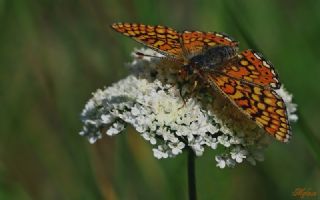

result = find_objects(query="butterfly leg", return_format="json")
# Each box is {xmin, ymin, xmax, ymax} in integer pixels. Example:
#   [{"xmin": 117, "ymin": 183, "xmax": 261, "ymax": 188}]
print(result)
[
  {"xmin": 191, "ymin": 80, "xmax": 198, "ymax": 93},
  {"xmin": 178, "ymin": 76, "xmax": 202, "ymax": 109}
]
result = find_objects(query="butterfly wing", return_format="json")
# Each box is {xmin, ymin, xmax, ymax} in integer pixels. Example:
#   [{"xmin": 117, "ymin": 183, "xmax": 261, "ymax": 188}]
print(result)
[
  {"xmin": 206, "ymin": 49, "xmax": 290, "ymax": 141},
  {"xmin": 111, "ymin": 23, "xmax": 183, "ymax": 58},
  {"xmin": 182, "ymin": 31, "xmax": 239, "ymax": 56},
  {"xmin": 219, "ymin": 49, "xmax": 281, "ymax": 89},
  {"xmin": 206, "ymin": 73, "xmax": 291, "ymax": 142},
  {"xmin": 112, "ymin": 23, "xmax": 239, "ymax": 59}
]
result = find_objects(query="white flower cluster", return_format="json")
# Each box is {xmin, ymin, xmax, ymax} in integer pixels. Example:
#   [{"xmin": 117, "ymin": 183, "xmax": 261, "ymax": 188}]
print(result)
[{"xmin": 80, "ymin": 48, "xmax": 298, "ymax": 168}]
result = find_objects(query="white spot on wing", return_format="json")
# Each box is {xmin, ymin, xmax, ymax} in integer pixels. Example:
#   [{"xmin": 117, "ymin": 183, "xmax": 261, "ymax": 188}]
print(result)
[
  {"xmin": 262, "ymin": 61, "xmax": 270, "ymax": 68},
  {"xmin": 254, "ymin": 53, "xmax": 261, "ymax": 60},
  {"xmin": 270, "ymin": 83, "xmax": 277, "ymax": 88},
  {"xmin": 284, "ymin": 133, "xmax": 291, "ymax": 142}
]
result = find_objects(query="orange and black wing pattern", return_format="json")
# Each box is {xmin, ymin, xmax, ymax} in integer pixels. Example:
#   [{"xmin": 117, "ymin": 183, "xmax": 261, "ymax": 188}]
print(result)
[
  {"xmin": 207, "ymin": 73, "xmax": 291, "ymax": 142},
  {"xmin": 111, "ymin": 23, "xmax": 183, "ymax": 58},
  {"xmin": 220, "ymin": 49, "xmax": 280, "ymax": 89},
  {"xmin": 205, "ymin": 49, "xmax": 290, "ymax": 142},
  {"xmin": 182, "ymin": 31, "xmax": 239, "ymax": 56}
]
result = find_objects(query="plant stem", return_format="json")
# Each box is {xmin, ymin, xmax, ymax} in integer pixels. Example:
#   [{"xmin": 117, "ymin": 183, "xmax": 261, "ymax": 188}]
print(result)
[{"xmin": 188, "ymin": 148, "xmax": 197, "ymax": 200}]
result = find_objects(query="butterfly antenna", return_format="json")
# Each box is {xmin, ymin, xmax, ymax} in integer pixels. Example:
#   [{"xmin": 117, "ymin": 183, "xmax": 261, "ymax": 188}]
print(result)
[
  {"xmin": 135, "ymin": 51, "xmax": 185, "ymax": 66},
  {"xmin": 135, "ymin": 51, "xmax": 163, "ymax": 59}
]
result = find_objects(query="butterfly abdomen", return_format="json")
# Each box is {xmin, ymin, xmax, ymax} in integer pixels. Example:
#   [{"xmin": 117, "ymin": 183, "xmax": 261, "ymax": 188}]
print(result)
[{"xmin": 189, "ymin": 46, "xmax": 238, "ymax": 69}]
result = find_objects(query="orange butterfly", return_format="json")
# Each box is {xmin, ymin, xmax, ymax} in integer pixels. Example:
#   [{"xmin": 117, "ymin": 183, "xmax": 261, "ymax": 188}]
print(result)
[{"xmin": 111, "ymin": 22, "xmax": 291, "ymax": 142}]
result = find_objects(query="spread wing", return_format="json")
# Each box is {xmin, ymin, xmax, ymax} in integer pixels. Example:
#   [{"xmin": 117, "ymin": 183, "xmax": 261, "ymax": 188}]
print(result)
[
  {"xmin": 206, "ymin": 73, "xmax": 291, "ymax": 142},
  {"xmin": 111, "ymin": 23, "xmax": 239, "ymax": 59},
  {"xmin": 219, "ymin": 49, "xmax": 281, "ymax": 89},
  {"xmin": 181, "ymin": 31, "xmax": 239, "ymax": 56},
  {"xmin": 111, "ymin": 23, "xmax": 183, "ymax": 58},
  {"xmin": 205, "ymin": 49, "xmax": 290, "ymax": 141}
]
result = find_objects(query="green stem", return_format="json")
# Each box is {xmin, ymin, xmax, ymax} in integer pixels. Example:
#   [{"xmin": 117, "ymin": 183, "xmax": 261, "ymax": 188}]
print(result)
[{"xmin": 188, "ymin": 148, "xmax": 197, "ymax": 200}]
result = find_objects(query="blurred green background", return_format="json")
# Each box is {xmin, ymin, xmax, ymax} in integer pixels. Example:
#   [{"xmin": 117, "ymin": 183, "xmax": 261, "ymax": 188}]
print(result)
[{"xmin": 1, "ymin": 0, "xmax": 320, "ymax": 199}]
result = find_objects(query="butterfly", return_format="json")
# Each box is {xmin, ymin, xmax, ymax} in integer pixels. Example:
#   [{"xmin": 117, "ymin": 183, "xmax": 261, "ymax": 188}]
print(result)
[{"xmin": 111, "ymin": 22, "xmax": 291, "ymax": 142}]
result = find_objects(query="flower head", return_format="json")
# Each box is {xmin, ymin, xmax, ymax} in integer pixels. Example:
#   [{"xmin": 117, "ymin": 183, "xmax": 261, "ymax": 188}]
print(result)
[{"xmin": 80, "ymin": 48, "xmax": 298, "ymax": 168}]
